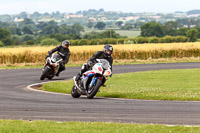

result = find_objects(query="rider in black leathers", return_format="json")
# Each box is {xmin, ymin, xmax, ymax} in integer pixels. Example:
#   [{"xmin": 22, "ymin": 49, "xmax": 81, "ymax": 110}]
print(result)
[
  {"xmin": 75, "ymin": 44, "xmax": 113, "ymax": 83},
  {"xmin": 47, "ymin": 40, "xmax": 70, "ymax": 76}
]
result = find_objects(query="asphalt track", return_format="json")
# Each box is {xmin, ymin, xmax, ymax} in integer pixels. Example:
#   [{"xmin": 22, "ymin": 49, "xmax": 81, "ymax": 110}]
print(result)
[{"xmin": 1, "ymin": 63, "xmax": 200, "ymax": 125}]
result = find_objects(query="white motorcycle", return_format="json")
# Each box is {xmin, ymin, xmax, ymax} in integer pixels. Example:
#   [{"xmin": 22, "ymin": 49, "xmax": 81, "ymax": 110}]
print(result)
[
  {"xmin": 40, "ymin": 53, "xmax": 63, "ymax": 80},
  {"xmin": 72, "ymin": 59, "xmax": 112, "ymax": 99}
]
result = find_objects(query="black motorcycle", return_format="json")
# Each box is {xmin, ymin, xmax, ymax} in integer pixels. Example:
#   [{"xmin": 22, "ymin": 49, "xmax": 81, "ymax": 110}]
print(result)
[{"xmin": 40, "ymin": 54, "xmax": 63, "ymax": 80}]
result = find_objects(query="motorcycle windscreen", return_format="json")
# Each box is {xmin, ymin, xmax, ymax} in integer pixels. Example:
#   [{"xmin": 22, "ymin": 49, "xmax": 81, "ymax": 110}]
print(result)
[
  {"xmin": 97, "ymin": 59, "xmax": 110, "ymax": 70},
  {"xmin": 52, "ymin": 54, "xmax": 62, "ymax": 61}
]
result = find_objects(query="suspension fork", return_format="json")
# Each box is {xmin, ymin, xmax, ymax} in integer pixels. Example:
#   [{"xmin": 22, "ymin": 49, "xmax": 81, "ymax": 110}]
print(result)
[{"xmin": 89, "ymin": 76, "xmax": 103, "ymax": 88}]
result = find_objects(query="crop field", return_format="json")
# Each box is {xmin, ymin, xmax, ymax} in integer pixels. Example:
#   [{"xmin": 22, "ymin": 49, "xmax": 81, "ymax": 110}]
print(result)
[{"xmin": 0, "ymin": 42, "xmax": 200, "ymax": 65}]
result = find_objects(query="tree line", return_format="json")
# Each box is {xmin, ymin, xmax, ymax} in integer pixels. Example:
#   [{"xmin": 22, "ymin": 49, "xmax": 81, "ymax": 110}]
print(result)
[
  {"xmin": 0, "ymin": 18, "xmax": 127, "ymax": 46},
  {"xmin": 140, "ymin": 21, "xmax": 200, "ymax": 42},
  {"xmin": 0, "ymin": 18, "xmax": 199, "ymax": 47}
]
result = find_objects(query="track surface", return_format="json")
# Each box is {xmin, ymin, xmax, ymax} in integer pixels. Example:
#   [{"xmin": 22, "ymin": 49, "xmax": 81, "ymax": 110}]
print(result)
[{"xmin": 1, "ymin": 63, "xmax": 200, "ymax": 125}]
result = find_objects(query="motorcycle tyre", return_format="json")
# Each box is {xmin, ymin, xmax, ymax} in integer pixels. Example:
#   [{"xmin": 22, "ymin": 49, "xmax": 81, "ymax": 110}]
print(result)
[
  {"xmin": 87, "ymin": 79, "xmax": 102, "ymax": 99},
  {"xmin": 40, "ymin": 67, "xmax": 50, "ymax": 80},
  {"xmin": 48, "ymin": 75, "xmax": 54, "ymax": 80},
  {"xmin": 71, "ymin": 85, "xmax": 81, "ymax": 98}
]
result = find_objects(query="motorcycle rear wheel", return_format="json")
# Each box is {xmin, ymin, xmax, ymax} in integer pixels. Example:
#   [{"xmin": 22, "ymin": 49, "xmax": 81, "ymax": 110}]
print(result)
[
  {"xmin": 48, "ymin": 75, "xmax": 54, "ymax": 80},
  {"xmin": 71, "ymin": 85, "xmax": 81, "ymax": 98}
]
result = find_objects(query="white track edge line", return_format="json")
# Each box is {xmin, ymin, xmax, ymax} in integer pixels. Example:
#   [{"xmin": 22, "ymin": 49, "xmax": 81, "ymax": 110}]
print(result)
[
  {"xmin": 26, "ymin": 81, "xmax": 200, "ymax": 103},
  {"xmin": 26, "ymin": 81, "xmax": 200, "ymax": 126}
]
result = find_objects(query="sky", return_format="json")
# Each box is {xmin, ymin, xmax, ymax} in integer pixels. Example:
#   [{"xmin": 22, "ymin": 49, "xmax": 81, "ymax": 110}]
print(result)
[{"xmin": 0, "ymin": 0, "xmax": 200, "ymax": 15}]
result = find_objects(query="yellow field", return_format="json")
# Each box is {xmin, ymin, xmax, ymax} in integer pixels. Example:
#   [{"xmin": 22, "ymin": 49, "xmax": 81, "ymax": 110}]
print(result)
[{"xmin": 1, "ymin": 42, "xmax": 200, "ymax": 65}]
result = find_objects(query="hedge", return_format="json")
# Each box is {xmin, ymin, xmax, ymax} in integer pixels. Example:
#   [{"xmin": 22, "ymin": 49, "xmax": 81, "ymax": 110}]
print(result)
[{"xmin": 65, "ymin": 36, "xmax": 189, "ymax": 46}]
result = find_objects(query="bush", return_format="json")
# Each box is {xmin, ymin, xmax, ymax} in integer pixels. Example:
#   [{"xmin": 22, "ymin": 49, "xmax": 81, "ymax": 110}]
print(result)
[
  {"xmin": 20, "ymin": 34, "xmax": 35, "ymax": 42},
  {"xmin": 12, "ymin": 35, "xmax": 21, "ymax": 45},
  {"xmin": 135, "ymin": 37, "xmax": 148, "ymax": 44},
  {"xmin": 1, "ymin": 37, "xmax": 14, "ymax": 45},
  {"xmin": 162, "ymin": 36, "xmax": 175, "ymax": 43},
  {"xmin": 148, "ymin": 37, "xmax": 159, "ymax": 43},
  {"xmin": 70, "ymin": 40, "xmax": 79, "ymax": 46},
  {"xmin": 101, "ymin": 38, "xmax": 118, "ymax": 44},
  {"xmin": 0, "ymin": 41, "xmax": 4, "ymax": 47},
  {"xmin": 36, "ymin": 36, "xmax": 191, "ymax": 46},
  {"xmin": 26, "ymin": 40, "xmax": 35, "ymax": 45},
  {"xmin": 174, "ymin": 36, "xmax": 188, "ymax": 42},
  {"xmin": 124, "ymin": 40, "xmax": 135, "ymax": 44},
  {"xmin": 78, "ymin": 39, "xmax": 90, "ymax": 45},
  {"xmin": 117, "ymin": 38, "xmax": 126, "ymax": 44},
  {"xmin": 89, "ymin": 39, "xmax": 101, "ymax": 45},
  {"xmin": 41, "ymin": 38, "xmax": 59, "ymax": 46},
  {"xmin": 186, "ymin": 29, "xmax": 199, "ymax": 42}
]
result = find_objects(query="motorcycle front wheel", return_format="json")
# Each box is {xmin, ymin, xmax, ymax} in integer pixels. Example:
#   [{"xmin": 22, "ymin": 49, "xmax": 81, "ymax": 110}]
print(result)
[
  {"xmin": 87, "ymin": 79, "xmax": 102, "ymax": 99},
  {"xmin": 40, "ymin": 66, "xmax": 50, "ymax": 80}
]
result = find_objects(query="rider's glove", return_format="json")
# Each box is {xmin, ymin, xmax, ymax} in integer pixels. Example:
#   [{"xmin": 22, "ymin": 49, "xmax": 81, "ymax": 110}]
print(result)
[
  {"xmin": 60, "ymin": 61, "xmax": 65, "ymax": 65},
  {"xmin": 45, "ymin": 54, "xmax": 50, "ymax": 59}
]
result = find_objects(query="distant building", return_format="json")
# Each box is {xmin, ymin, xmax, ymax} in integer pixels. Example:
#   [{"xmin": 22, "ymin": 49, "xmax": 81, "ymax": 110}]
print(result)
[
  {"xmin": 188, "ymin": 14, "xmax": 200, "ymax": 18},
  {"xmin": 148, "ymin": 16, "xmax": 161, "ymax": 19},
  {"xmin": 183, "ymin": 25, "xmax": 197, "ymax": 28},
  {"xmin": 14, "ymin": 17, "xmax": 24, "ymax": 22},
  {"xmin": 89, "ymin": 17, "xmax": 97, "ymax": 22},
  {"xmin": 124, "ymin": 16, "xmax": 139, "ymax": 21},
  {"xmin": 98, "ymin": 17, "xmax": 107, "ymax": 21},
  {"xmin": 65, "ymin": 14, "xmax": 83, "ymax": 19}
]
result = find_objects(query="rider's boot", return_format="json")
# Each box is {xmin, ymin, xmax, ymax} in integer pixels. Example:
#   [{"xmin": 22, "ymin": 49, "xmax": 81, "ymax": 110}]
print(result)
[
  {"xmin": 55, "ymin": 71, "xmax": 60, "ymax": 77},
  {"xmin": 73, "ymin": 73, "xmax": 82, "ymax": 89},
  {"xmin": 75, "ymin": 73, "xmax": 81, "ymax": 82}
]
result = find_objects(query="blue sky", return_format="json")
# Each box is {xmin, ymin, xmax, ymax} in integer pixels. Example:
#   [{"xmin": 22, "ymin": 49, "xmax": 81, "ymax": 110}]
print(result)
[{"xmin": 0, "ymin": 0, "xmax": 199, "ymax": 14}]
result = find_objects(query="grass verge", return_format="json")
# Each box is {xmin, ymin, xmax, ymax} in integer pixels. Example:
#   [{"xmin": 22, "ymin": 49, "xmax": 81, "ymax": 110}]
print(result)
[
  {"xmin": 1, "ymin": 120, "xmax": 200, "ymax": 133},
  {"xmin": 40, "ymin": 69, "xmax": 200, "ymax": 101},
  {"xmin": 0, "ymin": 63, "xmax": 81, "ymax": 70}
]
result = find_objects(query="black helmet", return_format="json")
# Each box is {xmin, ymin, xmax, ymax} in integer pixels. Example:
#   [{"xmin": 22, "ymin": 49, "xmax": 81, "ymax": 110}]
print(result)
[
  {"xmin": 62, "ymin": 40, "xmax": 70, "ymax": 48},
  {"xmin": 103, "ymin": 44, "xmax": 113, "ymax": 57}
]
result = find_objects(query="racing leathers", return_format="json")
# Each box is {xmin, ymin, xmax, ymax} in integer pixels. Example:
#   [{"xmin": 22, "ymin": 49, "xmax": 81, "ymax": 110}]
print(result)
[
  {"xmin": 75, "ymin": 51, "xmax": 113, "ymax": 83},
  {"xmin": 47, "ymin": 45, "xmax": 70, "ymax": 76}
]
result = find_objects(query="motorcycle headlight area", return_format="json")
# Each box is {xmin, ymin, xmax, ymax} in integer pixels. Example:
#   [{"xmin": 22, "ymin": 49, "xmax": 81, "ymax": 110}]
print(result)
[
  {"xmin": 103, "ymin": 70, "xmax": 111, "ymax": 76},
  {"xmin": 93, "ymin": 64, "xmax": 103, "ymax": 74},
  {"xmin": 51, "ymin": 63, "xmax": 57, "ymax": 67},
  {"xmin": 51, "ymin": 57, "xmax": 57, "ymax": 63}
]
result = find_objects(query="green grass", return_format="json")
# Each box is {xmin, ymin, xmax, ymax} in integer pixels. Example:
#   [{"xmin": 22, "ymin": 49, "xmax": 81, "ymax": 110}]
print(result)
[
  {"xmin": 41, "ymin": 69, "xmax": 200, "ymax": 101},
  {"xmin": 83, "ymin": 28, "xmax": 140, "ymax": 37},
  {"xmin": 1, "ymin": 120, "xmax": 200, "ymax": 133},
  {"xmin": 114, "ymin": 30, "xmax": 141, "ymax": 37}
]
